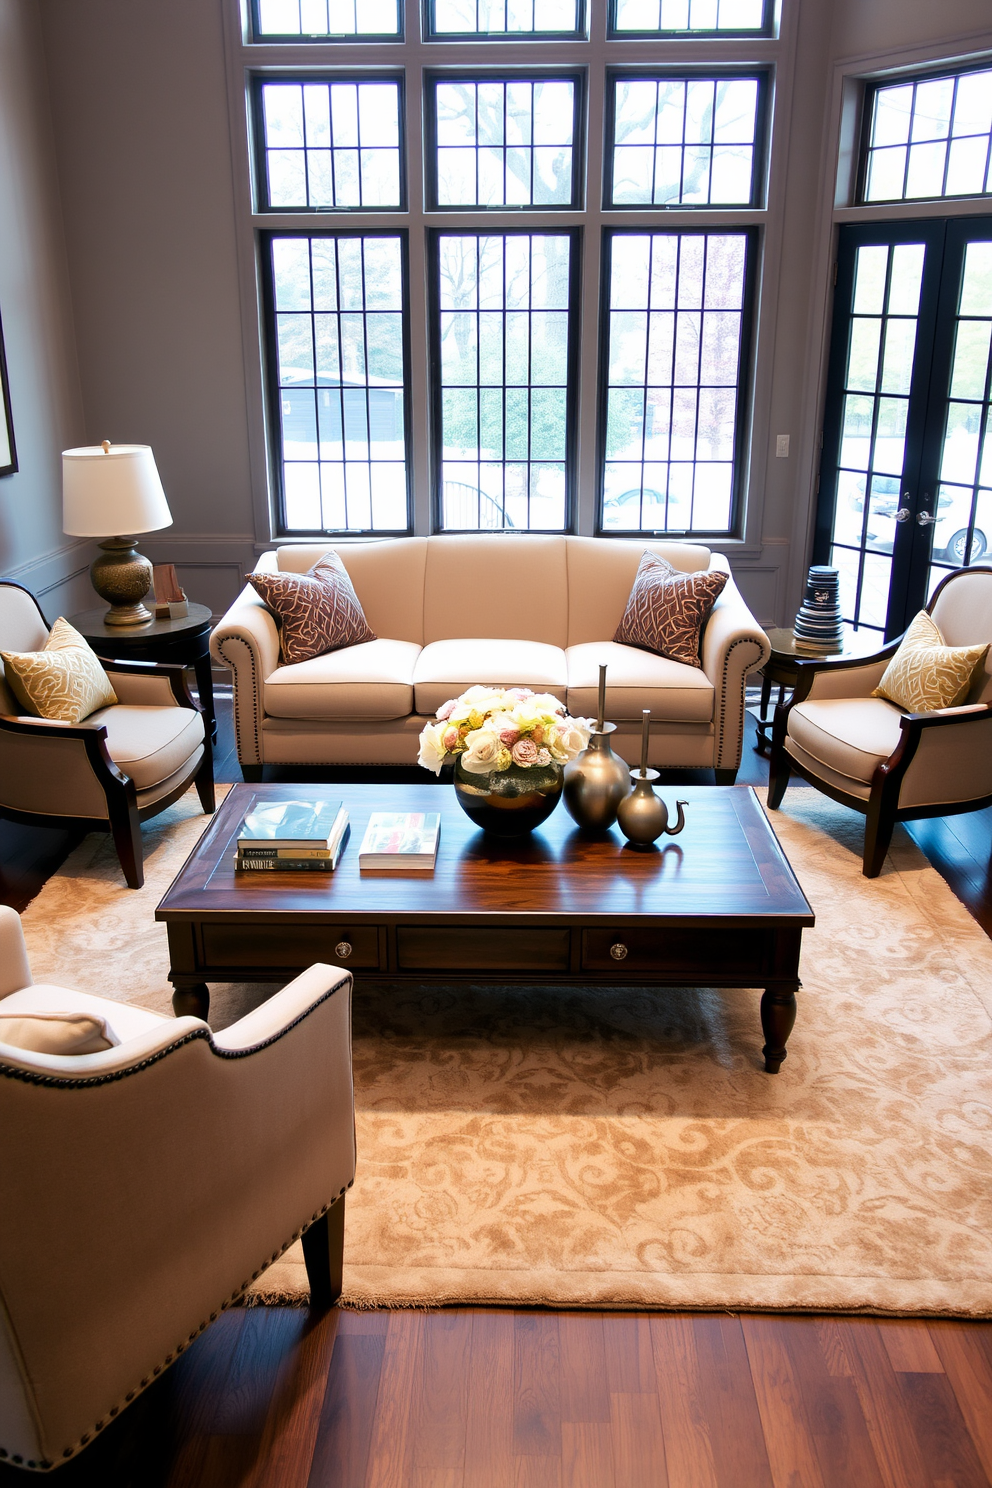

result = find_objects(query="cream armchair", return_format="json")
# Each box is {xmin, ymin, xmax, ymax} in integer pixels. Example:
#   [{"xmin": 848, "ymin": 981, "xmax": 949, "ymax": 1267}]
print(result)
[
  {"xmin": 0, "ymin": 906, "xmax": 356, "ymax": 1472},
  {"xmin": 0, "ymin": 581, "xmax": 214, "ymax": 888},
  {"xmin": 767, "ymin": 567, "xmax": 992, "ymax": 876}
]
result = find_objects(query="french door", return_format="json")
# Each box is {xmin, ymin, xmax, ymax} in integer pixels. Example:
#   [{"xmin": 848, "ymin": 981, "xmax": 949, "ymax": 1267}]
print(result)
[{"xmin": 814, "ymin": 216, "xmax": 992, "ymax": 640}]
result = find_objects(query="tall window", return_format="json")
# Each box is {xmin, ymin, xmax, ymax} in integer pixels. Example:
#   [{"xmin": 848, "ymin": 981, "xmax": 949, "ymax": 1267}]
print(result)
[
  {"xmin": 861, "ymin": 65, "xmax": 992, "ymax": 204},
  {"xmin": 247, "ymin": 1, "xmax": 772, "ymax": 535}
]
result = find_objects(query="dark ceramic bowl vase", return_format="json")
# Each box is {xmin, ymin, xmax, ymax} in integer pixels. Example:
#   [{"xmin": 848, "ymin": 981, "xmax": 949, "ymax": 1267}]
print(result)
[{"xmin": 453, "ymin": 756, "xmax": 564, "ymax": 837}]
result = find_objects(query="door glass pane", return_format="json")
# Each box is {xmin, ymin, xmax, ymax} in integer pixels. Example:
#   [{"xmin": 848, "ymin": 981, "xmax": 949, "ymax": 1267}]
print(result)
[
  {"xmin": 827, "ymin": 241, "xmax": 926, "ymax": 633},
  {"xmin": 437, "ymin": 233, "xmax": 572, "ymax": 531},
  {"xmin": 928, "ymin": 240, "xmax": 992, "ymax": 598}
]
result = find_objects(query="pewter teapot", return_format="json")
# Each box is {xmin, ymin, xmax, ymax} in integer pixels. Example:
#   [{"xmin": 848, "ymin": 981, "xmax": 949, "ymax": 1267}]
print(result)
[{"xmin": 616, "ymin": 770, "xmax": 688, "ymax": 848}]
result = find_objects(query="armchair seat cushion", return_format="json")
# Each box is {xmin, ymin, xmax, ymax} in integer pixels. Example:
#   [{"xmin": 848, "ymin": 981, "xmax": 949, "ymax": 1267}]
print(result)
[
  {"xmin": 566, "ymin": 641, "xmax": 714, "ymax": 723},
  {"xmin": 0, "ymin": 986, "xmax": 169, "ymax": 1044},
  {"xmin": 263, "ymin": 639, "xmax": 421, "ymax": 720},
  {"xmin": 787, "ymin": 697, "xmax": 905, "ymax": 786},
  {"xmin": 88, "ymin": 704, "xmax": 205, "ymax": 791},
  {"xmin": 413, "ymin": 639, "xmax": 568, "ymax": 716}
]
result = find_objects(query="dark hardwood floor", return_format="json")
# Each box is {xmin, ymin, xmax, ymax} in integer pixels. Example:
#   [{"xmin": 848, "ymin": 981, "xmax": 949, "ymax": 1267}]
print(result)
[{"xmin": 2, "ymin": 686, "xmax": 990, "ymax": 1487}]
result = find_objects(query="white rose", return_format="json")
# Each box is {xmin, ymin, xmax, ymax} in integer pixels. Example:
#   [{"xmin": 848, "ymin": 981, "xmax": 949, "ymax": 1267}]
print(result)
[
  {"xmin": 417, "ymin": 720, "xmax": 448, "ymax": 776},
  {"xmin": 459, "ymin": 727, "xmax": 503, "ymax": 774},
  {"xmin": 552, "ymin": 719, "xmax": 593, "ymax": 762}
]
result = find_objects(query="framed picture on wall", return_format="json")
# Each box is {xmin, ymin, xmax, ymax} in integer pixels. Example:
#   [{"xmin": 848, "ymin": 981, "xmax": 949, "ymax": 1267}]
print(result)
[{"xmin": 0, "ymin": 307, "xmax": 17, "ymax": 477}]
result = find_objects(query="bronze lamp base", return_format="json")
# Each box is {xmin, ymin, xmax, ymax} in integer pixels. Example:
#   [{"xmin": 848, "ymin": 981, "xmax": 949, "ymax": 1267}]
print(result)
[{"xmin": 91, "ymin": 537, "xmax": 154, "ymax": 626}]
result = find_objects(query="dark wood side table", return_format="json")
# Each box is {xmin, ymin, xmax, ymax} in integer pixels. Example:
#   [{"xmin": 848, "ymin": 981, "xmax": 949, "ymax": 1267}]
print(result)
[
  {"xmin": 66, "ymin": 603, "xmax": 217, "ymax": 742},
  {"xmin": 751, "ymin": 626, "xmax": 880, "ymax": 756}
]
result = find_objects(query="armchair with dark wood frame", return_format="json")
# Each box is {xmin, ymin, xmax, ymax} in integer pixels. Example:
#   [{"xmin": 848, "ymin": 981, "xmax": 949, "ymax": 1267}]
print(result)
[
  {"xmin": 0, "ymin": 580, "xmax": 215, "ymax": 889},
  {"xmin": 767, "ymin": 567, "xmax": 992, "ymax": 877}
]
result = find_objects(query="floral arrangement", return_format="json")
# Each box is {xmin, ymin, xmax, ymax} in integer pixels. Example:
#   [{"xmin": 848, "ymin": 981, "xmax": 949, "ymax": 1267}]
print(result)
[{"xmin": 418, "ymin": 686, "xmax": 592, "ymax": 776}]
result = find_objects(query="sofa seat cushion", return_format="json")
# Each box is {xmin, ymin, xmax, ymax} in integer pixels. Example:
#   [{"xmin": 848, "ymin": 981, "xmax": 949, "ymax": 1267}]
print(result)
[
  {"xmin": 787, "ymin": 697, "xmax": 905, "ymax": 786},
  {"xmin": 264, "ymin": 639, "xmax": 421, "ymax": 720},
  {"xmin": 566, "ymin": 642, "xmax": 714, "ymax": 723},
  {"xmin": 413, "ymin": 639, "xmax": 568, "ymax": 716},
  {"xmin": 0, "ymin": 986, "xmax": 169, "ymax": 1045},
  {"xmin": 87, "ymin": 704, "xmax": 205, "ymax": 791}
]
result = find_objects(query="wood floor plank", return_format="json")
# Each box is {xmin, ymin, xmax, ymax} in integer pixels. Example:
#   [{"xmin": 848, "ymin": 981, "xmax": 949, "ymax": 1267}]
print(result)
[
  {"xmin": 739, "ymin": 1317, "xmax": 828, "ymax": 1488},
  {"xmin": 512, "ymin": 1455, "xmax": 561, "ymax": 1488},
  {"xmin": 690, "ymin": 1316, "xmax": 774, "ymax": 1488},
  {"xmin": 814, "ymin": 1320, "xmax": 854, "ymax": 1378},
  {"xmin": 409, "ymin": 1312, "xmax": 472, "ymax": 1471},
  {"xmin": 242, "ymin": 1310, "xmax": 339, "ymax": 1488},
  {"xmin": 211, "ymin": 1306, "xmax": 306, "ymax": 1437},
  {"xmin": 558, "ymin": 1313, "xmax": 611, "ymax": 1424},
  {"xmin": 306, "ymin": 1331, "xmax": 386, "ymax": 1488},
  {"xmin": 649, "ymin": 1315, "xmax": 720, "ymax": 1488},
  {"xmin": 879, "ymin": 1321, "xmax": 945, "ymax": 1374},
  {"xmin": 930, "ymin": 1323, "xmax": 992, "ymax": 1483},
  {"xmin": 363, "ymin": 1311, "xmax": 425, "ymax": 1488},
  {"xmin": 602, "ymin": 1314, "xmax": 656, "ymax": 1395},
  {"xmin": 836, "ymin": 1320, "xmax": 935, "ymax": 1488},
  {"xmin": 561, "ymin": 1422, "xmax": 616, "ymax": 1488},
  {"xmin": 464, "ymin": 1313, "xmax": 515, "ymax": 1488},
  {"xmin": 610, "ymin": 1391, "xmax": 670, "ymax": 1488},
  {"xmin": 513, "ymin": 1315, "xmax": 562, "ymax": 1459},
  {"xmin": 897, "ymin": 1373, "xmax": 992, "ymax": 1488}
]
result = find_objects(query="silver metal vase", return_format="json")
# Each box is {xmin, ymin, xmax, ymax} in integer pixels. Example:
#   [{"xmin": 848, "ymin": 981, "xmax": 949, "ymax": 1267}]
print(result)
[
  {"xmin": 616, "ymin": 771, "xmax": 688, "ymax": 848},
  {"xmin": 563, "ymin": 723, "xmax": 631, "ymax": 831}
]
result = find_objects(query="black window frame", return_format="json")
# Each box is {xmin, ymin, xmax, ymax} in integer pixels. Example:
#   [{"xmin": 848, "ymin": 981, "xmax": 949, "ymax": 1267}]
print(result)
[
  {"xmin": 427, "ymin": 225, "xmax": 583, "ymax": 534},
  {"xmin": 249, "ymin": 0, "xmax": 405, "ymax": 43},
  {"xmin": 424, "ymin": 70, "xmax": 587, "ymax": 214},
  {"xmin": 857, "ymin": 61, "xmax": 992, "ymax": 207},
  {"xmin": 423, "ymin": 0, "xmax": 586, "ymax": 43},
  {"xmin": 607, "ymin": 0, "xmax": 773, "ymax": 41},
  {"xmin": 260, "ymin": 227, "xmax": 415, "ymax": 538},
  {"xmin": 595, "ymin": 224, "xmax": 759, "ymax": 540},
  {"xmin": 603, "ymin": 67, "xmax": 769, "ymax": 211},
  {"xmin": 252, "ymin": 72, "xmax": 408, "ymax": 214}
]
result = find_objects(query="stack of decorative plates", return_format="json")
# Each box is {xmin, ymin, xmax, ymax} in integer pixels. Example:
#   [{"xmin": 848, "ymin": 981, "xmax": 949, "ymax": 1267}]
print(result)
[{"xmin": 793, "ymin": 566, "xmax": 845, "ymax": 653}]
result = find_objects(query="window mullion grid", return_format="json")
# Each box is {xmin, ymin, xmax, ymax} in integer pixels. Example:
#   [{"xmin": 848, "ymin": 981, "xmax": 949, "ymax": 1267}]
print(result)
[
  {"xmin": 667, "ymin": 234, "xmax": 680, "ymax": 531},
  {"xmin": 940, "ymin": 76, "xmax": 958, "ymax": 199},
  {"xmin": 900, "ymin": 85, "xmax": 916, "ymax": 202},
  {"xmin": 302, "ymin": 85, "xmax": 312, "ymax": 208},
  {"xmin": 650, "ymin": 81, "xmax": 660, "ymax": 207},
  {"xmin": 526, "ymin": 234, "xmax": 533, "ymax": 529},
  {"xmin": 306, "ymin": 237, "xmax": 322, "ymax": 527},
  {"xmin": 501, "ymin": 235, "xmax": 508, "ymax": 525},
  {"xmin": 638, "ymin": 235, "xmax": 653, "ymax": 530},
  {"xmin": 360, "ymin": 237, "xmax": 374, "ymax": 524},
  {"xmin": 475, "ymin": 235, "xmax": 482, "ymax": 524},
  {"xmin": 334, "ymin": 238, "xmax": 349, "ymax": 529},
  {"xmin": 691, "ymin": 233, "xmax": 708, "ymax": 531}
]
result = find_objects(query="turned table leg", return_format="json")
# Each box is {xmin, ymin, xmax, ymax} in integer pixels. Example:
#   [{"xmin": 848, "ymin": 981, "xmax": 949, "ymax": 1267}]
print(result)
[
  {"xmin": 760, "ymin": 985, "xmax": 798, "ymax": 1073},
  {"xmin": 172, "ymin": 981, "xmax": 210, "ymax": 1020}
]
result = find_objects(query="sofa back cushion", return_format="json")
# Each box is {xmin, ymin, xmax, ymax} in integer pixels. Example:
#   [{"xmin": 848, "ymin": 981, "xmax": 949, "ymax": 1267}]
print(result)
[
  {"xmin": 565, "ymin": 536, "xmax": 713, "ymax": 647},
  {"xmin": 276, "ymin": 538, "xmax": 428, "ymax": 644},
  {"xmin": 423, "ymin": 534, "xmax": 569, "ymax": 646}
]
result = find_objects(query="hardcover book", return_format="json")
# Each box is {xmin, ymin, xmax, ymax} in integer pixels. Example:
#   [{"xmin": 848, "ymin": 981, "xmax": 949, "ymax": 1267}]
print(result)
[
  {"xmin": 237, "ymin": 799, "xmax": 346, "ymax": 851},
  {"xmin": 358, "ymin": 812, "xmax": 440, "ymax": 871}
]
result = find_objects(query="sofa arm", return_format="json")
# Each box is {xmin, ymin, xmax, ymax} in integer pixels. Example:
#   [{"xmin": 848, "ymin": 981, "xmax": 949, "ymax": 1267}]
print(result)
[
  {"xmin": 0, "ymin": 906, "xmax": 32, "ymax": 999},
  {"xmin": 0, "ymin": 971, "xmax": 354, "ymax": 1468},
  {"xmin": 700, "ymin": 562, "xmax": 771, "ymax": 771},
  {"xmin": 210, "ymin": 582, "xmax": 281, "ymax": 766}
]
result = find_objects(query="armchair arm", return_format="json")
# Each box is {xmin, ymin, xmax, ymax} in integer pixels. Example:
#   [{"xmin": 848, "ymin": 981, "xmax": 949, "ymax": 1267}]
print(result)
[
  {"xmin": 0, "ymin": 967, "xmax": 354, "ymax": 1467},
  {"xmin": 883, "ymin": 701, "xmax": 992, "ymax": 810},
  {"xmin": 700, "ymin": 557, "xmax": 771, "ymax": 771},
  {"xmin": 102, "ymin": 658, "xmax": 198, "ymax": 710},
  {"xmin": 0, "ymin": 713, "xmax": 124, "ymax": 818},
  {"xmin": 0, "ymin": 906, "xmax": 32, "ymax": 998},
  {"xmin": 790, "ymin": 640, "xmax": 901, "ymax": 705},
  {"xmin": 210, "ymin": 580, "xmax": 281, "ymax": 766}
]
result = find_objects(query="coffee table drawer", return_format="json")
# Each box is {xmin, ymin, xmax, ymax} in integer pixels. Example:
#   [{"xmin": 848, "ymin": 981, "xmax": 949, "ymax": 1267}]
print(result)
[
  {"xmin": 582, "ymin": 927, "xmax": 766, "ymax": 977},
  {"xmin": 200, "ymin": 924, "xmax": 380, "ymax": 970},
  {"xmin": 397, "ymin": 926, "xmax": 570, "ymax": 972}
]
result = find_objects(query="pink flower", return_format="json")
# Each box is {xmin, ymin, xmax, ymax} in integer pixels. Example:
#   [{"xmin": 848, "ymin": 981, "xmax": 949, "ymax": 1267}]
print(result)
[
  {"xmin": 511, "ymin": 737, "xmax": 540, "ymax": 766},
  {"xmin": 436, "ymin": 699, "xmax": 456, "ymax": 721},
  {"xmin": 536, "ymin": 748, "xmax": 552, "ymax": 766},
  {"xmin": 498, "ymin": 726, "xmax": 520, "ymax": 747},
  {"xmin": 505, "ymin": 688, "xmax": 534, "ymax": 702},
  {"xmin": 442, "ymin": 726, "xmax": 460, "ymax": 750}
]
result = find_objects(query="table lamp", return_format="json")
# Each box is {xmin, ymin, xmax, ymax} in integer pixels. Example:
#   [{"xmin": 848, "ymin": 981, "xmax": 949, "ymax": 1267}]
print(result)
[{"xmin": 63, "ymin": 441, "xmax": 173, "ymax": 626}]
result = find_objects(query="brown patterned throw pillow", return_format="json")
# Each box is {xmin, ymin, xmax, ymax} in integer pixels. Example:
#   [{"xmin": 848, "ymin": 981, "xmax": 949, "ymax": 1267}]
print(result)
[
  {"xmin": 613, "ymin": 552, "xmax": 728, "ymax": 668},
  {"xmin": 248, "ymin": 549, "xmax": 376, "ymax": 665}
]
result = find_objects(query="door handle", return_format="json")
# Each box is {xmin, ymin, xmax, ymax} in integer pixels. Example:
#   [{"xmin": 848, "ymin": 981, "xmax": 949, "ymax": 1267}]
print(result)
[
  {"xmin": 917, "ymin": 511, "xmax": 936, "ymax": 526},
  {"xmin": 894, "ymin": 508, "xmax": 911, "ymax": 522}
]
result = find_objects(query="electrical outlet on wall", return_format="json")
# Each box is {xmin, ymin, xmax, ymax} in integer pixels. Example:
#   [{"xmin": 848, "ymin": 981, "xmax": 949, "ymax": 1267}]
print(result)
[{"xmin": 775, "ymin": 434, "xmax": 790, "ymax": 458}]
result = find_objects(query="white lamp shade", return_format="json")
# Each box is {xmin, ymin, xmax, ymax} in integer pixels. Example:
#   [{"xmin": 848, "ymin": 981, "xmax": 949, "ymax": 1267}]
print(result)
[{"xmin": 62, "ymin": 444, "xmax": 173, "ymax": 538}]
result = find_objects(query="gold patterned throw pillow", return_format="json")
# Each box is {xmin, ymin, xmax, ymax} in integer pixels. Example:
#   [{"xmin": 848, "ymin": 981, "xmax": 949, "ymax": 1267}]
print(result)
[
  {"xmin": 872, "ymin": 609, "xmax": 988, "ymax": 712},
  {"xmin": 1, "ymin": 617, "xmax": 118, "ymax": 724},
  {"xmin": 613, "ymin": 551, "xmax": 728, "ymax": 668}
]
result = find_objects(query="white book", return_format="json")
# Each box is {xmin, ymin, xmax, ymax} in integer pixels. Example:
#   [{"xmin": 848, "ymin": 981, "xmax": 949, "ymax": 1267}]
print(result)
[{"xmin": 358, "ymin": 812, "xmax": 440, "ymax": 871}]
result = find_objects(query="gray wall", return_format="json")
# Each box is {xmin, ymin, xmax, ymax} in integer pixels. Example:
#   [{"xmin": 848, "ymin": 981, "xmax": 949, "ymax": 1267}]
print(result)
[
  {"xmin": 0, "ymin": 0, "xmax": 90, "ymax": 616},
  {"xmin": 3, "ymin": 0, "xmax": 991, "ymax": 626}
]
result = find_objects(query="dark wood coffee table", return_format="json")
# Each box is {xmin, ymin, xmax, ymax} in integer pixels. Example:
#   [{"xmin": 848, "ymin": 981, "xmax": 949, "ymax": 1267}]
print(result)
[{"xmin": 156, "ymin": 783, "xmax": 814, "ymax": 1073}]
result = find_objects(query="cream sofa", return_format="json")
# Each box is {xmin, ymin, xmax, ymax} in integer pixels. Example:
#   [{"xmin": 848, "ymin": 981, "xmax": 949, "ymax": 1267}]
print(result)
[{"xmin": 210, "ymin": 534, "xmax": 770, "ymax": 781}]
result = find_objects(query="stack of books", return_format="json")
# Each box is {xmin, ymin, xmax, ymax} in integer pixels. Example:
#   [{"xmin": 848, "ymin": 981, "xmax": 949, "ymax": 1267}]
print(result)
[{"xmin": 235, "ymin": 798, "xmax": 349, "ymax": 873}]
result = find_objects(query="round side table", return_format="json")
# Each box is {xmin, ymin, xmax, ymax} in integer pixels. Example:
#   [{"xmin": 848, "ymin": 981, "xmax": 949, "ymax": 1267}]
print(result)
[
  {"xmin": 66, "ymin": 603, "xmax": 217, "ymax": 743},
  {"xmin": 751, "ymin": 626, "xmax": 880, "ymax": 757}
]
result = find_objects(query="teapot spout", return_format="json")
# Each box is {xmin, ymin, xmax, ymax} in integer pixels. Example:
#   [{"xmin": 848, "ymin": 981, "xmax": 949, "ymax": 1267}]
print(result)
[{"xmin": 663, "ymin": 800, "xmax": 688, "ymax": 836}]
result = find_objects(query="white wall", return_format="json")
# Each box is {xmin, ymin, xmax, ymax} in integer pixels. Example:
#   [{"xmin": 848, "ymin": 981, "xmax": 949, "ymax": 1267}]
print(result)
[{"xmin": 0, "ymin": 0, "xmax": 90, "ymax": 615}]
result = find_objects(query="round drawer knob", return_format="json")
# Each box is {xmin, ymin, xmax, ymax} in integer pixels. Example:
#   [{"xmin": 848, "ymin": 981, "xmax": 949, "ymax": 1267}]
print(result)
[
  {"xmin": 335, "ymin": 940, "xmax": 353, "ymax": 960},
  {"xmin": 609, "ymin": 942, "xmax": 628, "ymax": 961}
]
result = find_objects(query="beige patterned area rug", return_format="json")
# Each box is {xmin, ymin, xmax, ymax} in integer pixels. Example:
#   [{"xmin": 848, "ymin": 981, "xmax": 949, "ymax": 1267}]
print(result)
[{"xmin": 18, "ymin": 786, "xmax": 992, "ymax": 1317}]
